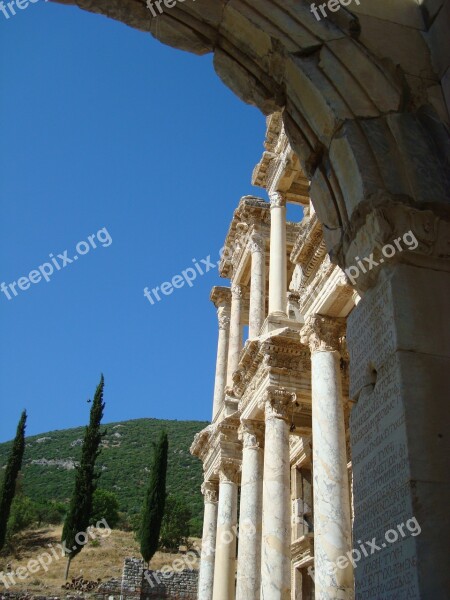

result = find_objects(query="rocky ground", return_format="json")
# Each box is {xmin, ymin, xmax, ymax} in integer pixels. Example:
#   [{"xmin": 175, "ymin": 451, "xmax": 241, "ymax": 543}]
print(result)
[{"xmin": 0, "ymin": 526, "xmax": 199, "ymax": 597}]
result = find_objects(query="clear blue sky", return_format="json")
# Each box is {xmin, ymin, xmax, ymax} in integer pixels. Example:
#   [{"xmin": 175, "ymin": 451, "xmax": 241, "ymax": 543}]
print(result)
[{"xmin": 0, "ymin": 1, "xmax": 268, "ymax": 441}]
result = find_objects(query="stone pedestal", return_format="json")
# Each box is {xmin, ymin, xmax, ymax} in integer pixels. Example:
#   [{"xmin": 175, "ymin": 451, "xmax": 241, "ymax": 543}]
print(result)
[
  {"xmin": 212, "ymin": 462, "xmax": 239, "ymax": 600},
  {"xmin": 227, "ymin": 285, "xmax": 243, "ymax": 387},
  {"xmin": 198, "ymin": 482, "xmax": 219, "ymax": 600},
  {"xmin": 260, "ymin": 388, "xmax": 295, "ymax": 600},
  {"xmin": 269, "ymin": 193, "xmax": 287, "ymax": 316},
  {"xmin": 301, "ymin": 316, "xmax": 354, "ymax": 599},
  {"xmin": 348, "ymin": 264, "xmax": 450, "ymax": 599},
  {"xmin": 235, "ymin": 421, "xmax": 264, "ymax": 600},
  {"xmin": 248, "ymin": 234, "xmax": 266, "ymax": 339}
]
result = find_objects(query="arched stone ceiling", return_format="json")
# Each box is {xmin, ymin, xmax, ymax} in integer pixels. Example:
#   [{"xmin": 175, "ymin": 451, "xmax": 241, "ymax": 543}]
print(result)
[{"xmin": 52, "ymin": 0, "xmax": 450, "ymax": 271}]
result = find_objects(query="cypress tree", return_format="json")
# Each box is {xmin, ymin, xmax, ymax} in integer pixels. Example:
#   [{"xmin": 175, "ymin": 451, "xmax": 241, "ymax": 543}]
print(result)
[
  {"xmin": 0, "ymin": 410, "xmax": 27, "ymax": 551},
  {"xmin": 62, "ymin": 375, "xmax": 105, "ymax": 579},
  {"xmin": 140, "ymin": 431, "xmax": 168, "ymax": 566}
]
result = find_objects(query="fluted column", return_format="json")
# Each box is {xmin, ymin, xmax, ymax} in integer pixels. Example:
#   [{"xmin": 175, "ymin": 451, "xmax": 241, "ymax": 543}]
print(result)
[
  {"xmin": 212, "ymin": 460, "xmax": 239, "ymax": 600},
  {"xmin": 227, "ymin": 284, "xmax": 243, "ymax": 387},
  {"xmin": 211, "ymin": 287, "xmax": 232, "ymax": 420},
  {"xmin": 268, "ymin": 192, "xmax": 287, "ymax": 316},
  {"xmin": 259, "ymin": 388, "xmax": 296, "ymax": 600},
  {"xmin": 301, "ymin": 316, "xmax": 354, "ymax": 599},
  {"xmin": 236, "ymin": 421, "xmax": 264, "ymax": 600},
  {"xmin": 198, "ymin": 482, "xmax": 219, "ymax": 600},
  {"xmin": 248, "ymin": 233, "xmax": 266, "ymax": 339}
]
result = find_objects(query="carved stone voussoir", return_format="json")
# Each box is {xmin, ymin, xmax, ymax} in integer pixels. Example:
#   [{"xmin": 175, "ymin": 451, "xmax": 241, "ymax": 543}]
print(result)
[
  {"xmin": 300, "ymin": 315, "xmax": 346, "ymax": 354},
  {"xmin": 201, "ymin": 480, "xmax": 219, "ymax": 503},
  {"xmin": 260, "ymin": 387, "xmax": 297, "ymax": 421},
  {"xmin": 238, "ymin": 420, "xmax": 265, "ymax": 449}
]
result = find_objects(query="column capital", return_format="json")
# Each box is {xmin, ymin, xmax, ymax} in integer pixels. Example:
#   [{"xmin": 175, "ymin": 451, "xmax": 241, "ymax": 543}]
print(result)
[
  {"xmin": 238, "ymin": 420, "xmax": 265, "ymax": 449},
  {"xmin": 231, "ymin": 283, "xmax": 244, "ymax": 299},
  {"xmin": 300, "ymin": 315, "xmax": 346, "ymax": 354},
  {"xmin": 248, "ymin": 233, "xmax": 265, "ymax": 254},
  {"xmin": 201, "ymin": 481, "xmax": 219, "ymax": 504},
  {"xmin": 217, "ymin": 459, "xmax": 240, "ymax": 484},
  {"xmin": 259, "ymin": 386, "xmax": 297, "ymax": 422},
  {"xmin": 269, "ymin": 191, "xmax": 287, "ymax": 209}
]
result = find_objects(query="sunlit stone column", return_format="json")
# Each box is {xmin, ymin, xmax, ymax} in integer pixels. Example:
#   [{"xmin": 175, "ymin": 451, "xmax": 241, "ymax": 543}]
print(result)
[
  {"xmin": 235, "ymin": 420, "xmax": 264, "ymax": 600},
  {"xmin": 248, "ymin": 234, "xmax": 266, "ymax": 339},
  {"xmin": 211, "ymin": 287, "xmax": 232, "ymax": 420},
  {"xmin": 268, "ymin": 192, "xmax": 287, "ymax": 316},
  {"xmin": 212, "ymin": 461, "xmax": 239, "ymax": 600},
  {"xmin": 227, "ymin": 284, "xmax": 243, "ymax": 387},
  {"xmin": 259, "ymin": 388, "xmax": 296, "ymax": 600},
  {"xmin": 198, "ymin": 481, "xmax": 219, "ymax": 600},
  {"xmin": 301, "ymin": 315, "xmax": 354, "ymax": 599}
]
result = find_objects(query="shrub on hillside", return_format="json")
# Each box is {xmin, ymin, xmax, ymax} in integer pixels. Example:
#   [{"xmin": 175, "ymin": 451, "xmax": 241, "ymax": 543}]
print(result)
[
  {"xmin": 159, "ymin": 495, "xmax": 191, "ymax": 552},
  {"xmin": 89, "ymin": 488, "xmax": 120, "ymax": 529}
]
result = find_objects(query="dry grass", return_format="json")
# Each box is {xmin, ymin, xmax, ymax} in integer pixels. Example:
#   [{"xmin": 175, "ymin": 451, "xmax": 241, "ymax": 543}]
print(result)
[{"xmin": 0, "ymin": 526, "xmax": 200, "ymax": 596}]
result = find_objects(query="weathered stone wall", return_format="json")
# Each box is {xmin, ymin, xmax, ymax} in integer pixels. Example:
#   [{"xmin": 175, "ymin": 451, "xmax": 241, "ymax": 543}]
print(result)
[{"xmin": 95, "ymin": 558, "xmax": 198, "ymax": 600}]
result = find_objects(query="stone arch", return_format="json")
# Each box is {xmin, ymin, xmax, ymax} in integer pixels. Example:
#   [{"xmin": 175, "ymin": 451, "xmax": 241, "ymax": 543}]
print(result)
[
  {"xmin": 54, "ymin": 0, "xmax": 449, "ymax": 284},
  {"xmin": 51, "ymin": 1, "xmax": 450, "ymax": 596}
]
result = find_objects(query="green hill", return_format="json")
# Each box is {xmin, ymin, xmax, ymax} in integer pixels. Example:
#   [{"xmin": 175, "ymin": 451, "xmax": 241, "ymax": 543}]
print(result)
[{"xmin": 0, "ymin": 418, "xmax": 208, "ymax": 536}]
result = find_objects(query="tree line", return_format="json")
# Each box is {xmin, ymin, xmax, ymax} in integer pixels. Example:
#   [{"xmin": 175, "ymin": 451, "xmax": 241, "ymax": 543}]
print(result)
[{"xmin": 0, "ymin": 375, "xmax": 192, "ymax": 578}]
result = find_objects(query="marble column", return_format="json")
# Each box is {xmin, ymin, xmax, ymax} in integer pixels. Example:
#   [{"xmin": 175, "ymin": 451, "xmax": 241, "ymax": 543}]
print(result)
[
  {"xmin": 211, "ymin": 288, "xmax": 232, "ymax": 420},
  {"xmin": 235, "ymin": 421, "xmax": 264, "ymax": 600},
  {"xmin": 212, "ymin": 461, "xmax": 239, "ymax": 600},
  {"xmin": 198, "ymin": 481, "xmax": 219, "ymax": 600},
  {"xmin": 227, "ymin": 284, "xmax": 243, "ymax": 387},
  {"xmin": 268, "ymin": 192, "xmax": 287, "ymax": 316},
  {"xmin": 248, "ymin": 233, "xmax": 266, "ymax": 339},
  {"xmin": 301, "ymin": 315, "xmax": 354, "ymax": 599},
  {"xmin": 259, "ymin": 388, "xmax": 296, "ymax": 600}
]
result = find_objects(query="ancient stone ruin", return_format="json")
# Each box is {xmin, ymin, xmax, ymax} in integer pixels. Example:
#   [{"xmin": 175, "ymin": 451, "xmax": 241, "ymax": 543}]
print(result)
[{"xmin": 51, "ymin": 1, "xmax": 450, "ymax": 598}]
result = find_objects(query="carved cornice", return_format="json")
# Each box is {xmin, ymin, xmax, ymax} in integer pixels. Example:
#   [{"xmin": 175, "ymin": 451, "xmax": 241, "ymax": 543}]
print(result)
[
  {"xmin": 233, "ymin": 333, "xmax": 310, "ymax": 403},
  {"xmin": 259, "ymin": 386, "xmax": 297, "ymax": 422},
  {"xmin": 201, "ymin": 481, "xmax": 219, "ymax": 504},
  {"xmin": 190, "ymin": 425, "xmax": 214, "ymax": 461},
  {"xmin": 290, "ymin": 213, "xmax": 327, "ymax": 275},
  {"xmin": 219, "ymin": 196, "xmax": 270, "ymax": 279},
  {"xmin": 210, "ymin": 286, "xmax": 231, "ymax": 309},
  {"xmin": 300, "ymin": 315, "xmax": 346, "ymax": 354},
  {"xmin": 238, "ymin": 420, "xmax": 265, "ymax": 449}
]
